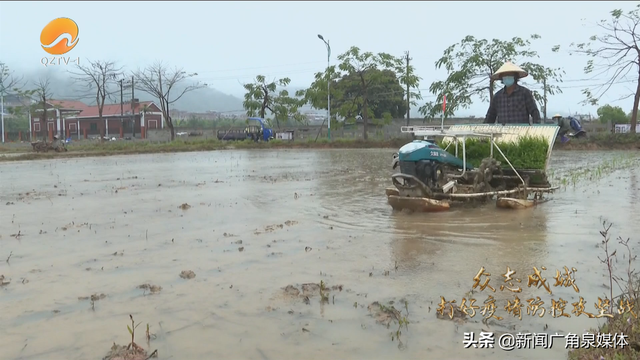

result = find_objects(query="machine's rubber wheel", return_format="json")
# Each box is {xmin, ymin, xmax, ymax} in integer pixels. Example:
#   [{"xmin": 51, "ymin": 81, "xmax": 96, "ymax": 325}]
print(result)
[
  {"xmin": 474, "ymin": 158, "xmax": 502, "ymax": 193},
  {"xmin": 415, "ymin": 161, "xmax": 432, "ymax": 187},
  {"xmin": 391, "ymin": 173, "xmax": 433, "ymax": 198}
]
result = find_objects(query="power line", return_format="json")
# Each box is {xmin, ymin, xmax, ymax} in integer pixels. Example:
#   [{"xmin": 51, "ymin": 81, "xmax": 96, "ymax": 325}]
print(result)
[
  {"xmin": 186, "ymin": 56, "xmax": 640, "ymax": 85},
  {"xmin": 178, "ymin": 57, "xmax": 637, "ymax": 85},
  {"xmin": 196, "ymin": 61, "xmax": 326, "ymax": 74},
  {"xmin": 52, "ymin": 87, "xmax": 127, "ymax": 103},
  {"xmin": 525, "ymin": 79, "xmax": 636, "ymax": 90},
  {"xmin": 332, "ymin": 78, "xmax": 639, "ymax": 102},
  {"xmin": 198, "ymin": 68, "xmax": 322, "ymax": 82},
  {"xmin": 197, "ymin": 65, "xmax": 637, "ymax": 84},
  {"xmin": 36, "ymin": 67, "xmax": 640, "ymax": 109},
  {"xmin": 52, "ymin": 78, "xmax": 637, "ymax": 105}
]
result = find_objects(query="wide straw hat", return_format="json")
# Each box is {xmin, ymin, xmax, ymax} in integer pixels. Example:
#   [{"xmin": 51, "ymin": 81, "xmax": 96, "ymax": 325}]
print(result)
[
  {"xmin": 552, "ymin": 113, "xmax": 562, "ymax": 118},
  {"xmin": 491, "ymin": 62, "xmax": 528, "ymax": 80}
]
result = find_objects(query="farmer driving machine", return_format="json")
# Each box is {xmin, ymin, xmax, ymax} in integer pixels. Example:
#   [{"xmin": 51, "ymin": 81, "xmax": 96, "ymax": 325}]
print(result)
[{"xmin": 386, "ymin": 124, "xmax": 560, "ymax": 212}]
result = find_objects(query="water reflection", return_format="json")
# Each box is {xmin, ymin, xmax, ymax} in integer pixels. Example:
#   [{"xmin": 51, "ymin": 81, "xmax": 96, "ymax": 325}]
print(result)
[
  {"xmin": 389, "ymin": 212, "xmax": 444, "ymax": 271},
  {"xmin": 390, "ymin": 206, "xmax": 549, "ymax": 262},
  {"xmin": 389, "ymin": 203, "xmax": 551, "ymax": 331},
  {"xmin": 309, "ymin": 149, "xmax": 398, "ymax": 233},
  {"xmin": 630, "ymin": 169, "xmax": 638, "ymax": 211}
]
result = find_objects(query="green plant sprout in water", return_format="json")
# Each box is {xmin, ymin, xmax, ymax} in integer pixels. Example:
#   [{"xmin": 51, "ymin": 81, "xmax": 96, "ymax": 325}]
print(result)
[
  {"xmin": 319, "ymin": 280, "xmax": 329, "ymax": 304},
  {"xmin": 550, "ymin": 155, "xmax": 639, "ymax": 188},
  {"xmin": 103, "ymin": 315, "xmax": 158, "ymax": 360},
  {"xmin": 127, "ymin": 315, "xmax": 142, "ymax": 350},
  {"xmin": 378, "ymin": 301, "xmax": 411, "ymax": 349},
  {"xmin": 145, "ymin": 323, "xmax": 156, "ymax": 345},
  {"xmin": 438, "ymin": 135, "xmax": 550, "ymax": 170}
]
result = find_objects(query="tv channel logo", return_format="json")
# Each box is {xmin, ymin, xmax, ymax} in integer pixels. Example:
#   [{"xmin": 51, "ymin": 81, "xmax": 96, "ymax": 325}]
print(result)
[{"xmin": 40, "ymin": 17, "xmax": 80, "ymax": 67}]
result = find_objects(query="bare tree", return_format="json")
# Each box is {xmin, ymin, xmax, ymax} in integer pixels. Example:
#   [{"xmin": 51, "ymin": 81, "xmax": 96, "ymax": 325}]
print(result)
[
  {"xmin": 132, "ymin": 62, "xmax": 206, "ymax": 140},
  {"xmin": 0, "ymin": 62, "xmax": 24, "ymax": 95},
  {"xmin": 554, "ymin": 4, "xmax": 640, "ymax": 133},
  {"xmin": 31, "ymin": 77, "xmax": 54, "ymax": 140},
  {"xmin": 69, "ymin": 60, "xmax": 123, "ymax": 127},
  {"xmin": 0, "ymin": 62, "xmax": 26, "ymax": 142}
]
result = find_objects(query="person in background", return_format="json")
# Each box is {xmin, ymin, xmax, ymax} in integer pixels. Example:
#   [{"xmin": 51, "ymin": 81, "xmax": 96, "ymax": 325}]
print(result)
[
  {"xmin": 553, "ymin": 114, "xmax": 586, "ymax": 143},
  {"xmin": 484, "ymin": 62, "xmax": 541, "ymax": 125}
]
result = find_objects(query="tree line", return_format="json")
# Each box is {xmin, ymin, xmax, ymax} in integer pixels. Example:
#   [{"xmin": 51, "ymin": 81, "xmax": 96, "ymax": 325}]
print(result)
[
  {"xmin": 1, "ymin": 4, "xmax": 639, "ymax": 140},
  {"xmin": 596, "ymin": 104, "xmax": 640, "ymax": 125},
  {"xmin": 244, "ymin": 4, "xmax": 640, "ymax": 137}
]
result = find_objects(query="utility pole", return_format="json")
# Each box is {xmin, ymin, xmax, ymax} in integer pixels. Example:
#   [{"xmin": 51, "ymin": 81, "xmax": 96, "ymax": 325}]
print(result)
[
  {"xmin": 405, "ymin": 51, "xmax": 411, "ymax": 126},
  {"xmin": 1, "ymin": 89, "xmax": 4, "ymax": 144},
  {"xmin": 131, "ymin": 75, "xmax": 135, "ymax": 137},
  {"xmin": 119, "ymin": 79, "xmax": 124, "ymax": 137},
  {"xmin": 317, "ymin": 34, "xmax": 331, "ymax": 140},
  {"xmin": 326, "ymin": 40, "xmax": 330, "ymax": 141},
  {"xmin": 542, "ymin": 78, "xmax": 548, "ymax": 122},
  {"xmin": 158, "ymin": 71, "xmax": 168, "ymax": 134}
]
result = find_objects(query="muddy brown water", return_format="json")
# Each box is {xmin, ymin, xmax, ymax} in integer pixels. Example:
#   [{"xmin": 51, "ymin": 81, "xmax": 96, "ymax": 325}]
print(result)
[{"xmin": 1, "ymin": 149, "xmax": 639, "ymax": 360}]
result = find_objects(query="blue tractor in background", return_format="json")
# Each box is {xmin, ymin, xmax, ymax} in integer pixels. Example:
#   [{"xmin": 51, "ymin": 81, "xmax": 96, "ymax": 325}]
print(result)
[{"xmin": 217, "ymin": 117, "xmax": 274, "ymax": 142}]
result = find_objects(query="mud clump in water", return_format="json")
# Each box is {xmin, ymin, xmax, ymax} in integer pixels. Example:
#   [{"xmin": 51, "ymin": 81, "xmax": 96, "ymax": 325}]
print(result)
[
  {"xmin": 435, "ymin": 303, "xmax": 467, "ymax": 323},
  {"xmin": 78, "ymin": 293, "xmax": 107, "ymax": 301},
  {"xmin": 368, "ymin": 301, "xmax": 402, "ymax": 326},
  {"xmin": 301, "ymin": 283, "xmax": 321, "ymax": 296},
  {"xmin": 262, "ymin": 220, "xmax": 298, "ymax": 234},
  {"xmin": 102, "ymin": 342, "xmax": 151, "ymax": 360},
  {"xmin": 264, "ymin": 224, "xmax": 284, "ymax": 232},
  {"xmin": 138, "ymin": 284, "xmax": 162, "ymax": 294},
  {"xmin": 179, "ymin": 270, "xmax": 196, "ymax": 279},
  {"xmin": 302, "ymin": 283, "xmax": 343, "ymax": 296},
  {"xmin": 281, "ymin": 283, "xmax": 343, "ymax": 301},
  {"xmin": 283, "ymin": 285, "xmax": 300, "ymax": 297}
]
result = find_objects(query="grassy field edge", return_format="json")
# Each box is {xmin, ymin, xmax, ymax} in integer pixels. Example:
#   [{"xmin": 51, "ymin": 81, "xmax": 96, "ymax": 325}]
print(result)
[{"xmin": 0, "ymin": 134, "xmax": 638, "ymax": 162}]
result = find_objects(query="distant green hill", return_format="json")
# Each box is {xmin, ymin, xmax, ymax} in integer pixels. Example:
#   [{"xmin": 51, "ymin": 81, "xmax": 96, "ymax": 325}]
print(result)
[
  {"xmin": 19, "ymin": 67, "xmax": 245, "ymax": 113},
  {"xmin": 133, "ymin": 85, "xmax": 244, "ymax": 113}
]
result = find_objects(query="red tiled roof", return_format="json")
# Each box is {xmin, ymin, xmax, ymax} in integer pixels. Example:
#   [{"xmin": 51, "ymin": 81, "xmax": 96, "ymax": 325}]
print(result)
[
  {"xmin": 68, "ymin": 101, "xmax": 159, "ymax": 118},
  {"xmin": 48, "ymin": 100, "xmax": 90, "ymax": 111}
]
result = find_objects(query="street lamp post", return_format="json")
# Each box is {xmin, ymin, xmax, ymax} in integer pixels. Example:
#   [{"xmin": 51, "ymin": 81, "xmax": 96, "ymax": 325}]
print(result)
[
  {"xmin": 1, "ymin": 90, "xmax": 4, "ymax": 144},
  {"xmin": 318, "ymin": 34, "xmax": 331, "ymax": 140},
  {"xmin": 0, "ymin": 80, "xmax": 5, "ymax": 144}
]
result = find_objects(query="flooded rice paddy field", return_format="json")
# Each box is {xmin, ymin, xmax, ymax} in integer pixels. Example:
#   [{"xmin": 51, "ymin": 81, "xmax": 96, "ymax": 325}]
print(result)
[{"xmin": 0, "ymin": 149, "xmax": 639, "ymax": 360}]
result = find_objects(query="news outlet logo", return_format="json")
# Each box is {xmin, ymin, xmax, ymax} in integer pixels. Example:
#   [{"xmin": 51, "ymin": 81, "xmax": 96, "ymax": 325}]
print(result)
[{"xmin": 40, "ymin": 17, "xmax": 80, "ymax": 67}]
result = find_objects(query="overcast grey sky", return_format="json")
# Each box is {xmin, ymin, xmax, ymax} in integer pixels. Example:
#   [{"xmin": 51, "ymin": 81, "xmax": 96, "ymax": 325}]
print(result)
[{"xmin": 0, "ymin": 1, "xmax": 638, "ymax": 117}]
